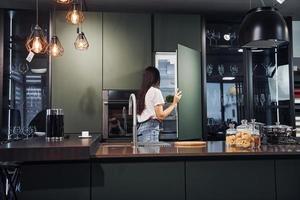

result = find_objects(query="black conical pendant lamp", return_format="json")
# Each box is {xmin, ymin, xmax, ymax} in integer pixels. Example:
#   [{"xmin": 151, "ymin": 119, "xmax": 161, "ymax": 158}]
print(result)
[{"xmin": 239, "ymin": 6, "xmax": 289, "ymax": 48}]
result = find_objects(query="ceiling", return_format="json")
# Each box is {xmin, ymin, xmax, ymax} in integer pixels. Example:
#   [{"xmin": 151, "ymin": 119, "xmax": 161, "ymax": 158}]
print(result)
[{"xmin": 0, "ymin": 0, "xmax": 300, "ymax": 20}]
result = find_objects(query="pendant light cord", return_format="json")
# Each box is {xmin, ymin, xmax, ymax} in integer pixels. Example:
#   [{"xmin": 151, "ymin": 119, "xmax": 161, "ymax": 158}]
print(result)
[
  {"xmin": 53, "ymin": 7, "xmax": 56, "ymax": 35},
  {"xmin": 80, "ymin": 0, "xmax": 83, "ymax": 32},
  {"xmin": 36, "ymin": 0, "xmax": 39, "ymax": 25}
]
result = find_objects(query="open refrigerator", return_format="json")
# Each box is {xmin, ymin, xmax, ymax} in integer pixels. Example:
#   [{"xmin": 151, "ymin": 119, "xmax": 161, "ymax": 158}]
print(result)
[{"xmin": 155, "ymin": 52, "xmax": 178, "ymax": 140}]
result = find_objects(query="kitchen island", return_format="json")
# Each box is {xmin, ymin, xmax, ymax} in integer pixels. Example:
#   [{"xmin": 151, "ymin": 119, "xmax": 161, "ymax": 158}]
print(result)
[{"xmin": 1, "ymin": 136, "xmax": 300, "ymax": 200}]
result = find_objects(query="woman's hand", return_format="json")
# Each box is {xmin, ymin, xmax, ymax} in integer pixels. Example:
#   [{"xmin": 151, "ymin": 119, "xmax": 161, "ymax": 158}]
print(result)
[
  {"xmin": 155, "ymin": 89, "xmax": 182, "ymax": 121},
  {"xmin": 172, "ymin": 89, "xmax": 182, "ymax": 106}
]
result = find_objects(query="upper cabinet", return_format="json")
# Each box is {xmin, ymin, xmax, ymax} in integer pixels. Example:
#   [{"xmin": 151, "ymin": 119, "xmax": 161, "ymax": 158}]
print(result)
[
  {"xmin": 103, "ymin": 13, "xmax": 152, "ymax": 90},
  {"xmin": 154, "ymin": 14, "xmax": 202, "ymax": 52}
]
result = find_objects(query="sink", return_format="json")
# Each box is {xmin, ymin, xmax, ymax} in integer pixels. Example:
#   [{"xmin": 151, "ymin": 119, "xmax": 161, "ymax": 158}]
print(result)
[
  {"xmin": 138, "ymin": 141, "xmax": 171, "ymax": 147},
  {"xmin": 102, "ymin": 142, "xmax": 172, "ymax": 148},
  {"xmin": 102, "ymin": 143, "xmax": 132, "ymax": 148}
]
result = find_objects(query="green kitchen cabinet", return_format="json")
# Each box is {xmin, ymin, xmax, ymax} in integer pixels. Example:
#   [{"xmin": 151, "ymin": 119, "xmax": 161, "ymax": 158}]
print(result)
[
  {"xmin": 177, "ymin": 44, "xmax": 202, "ymax": 140},
  {"xmin": 18, "ymin": 163, "xmax": 90, "ymax": 200},
  {"xmin": 52, "ymin": 12, "xmax": 102, "ymax": 133},
  {"xmin": 186, "ymin": 160, "xmax": 276, "ymax": 200},
  {"xmin": 103, "ymin": 13, "xmax": 152, "ymax": 90},
  {"xmin": 276, "ymin": 159, "xmax": 300, "ymax": 200},
  {"xmin": 154, "ymin": 14, "xmax": 201, "ymax": 52},
  {"xmin": 91, "ymin": 161, "xmax": 185, "ymax": 200}
]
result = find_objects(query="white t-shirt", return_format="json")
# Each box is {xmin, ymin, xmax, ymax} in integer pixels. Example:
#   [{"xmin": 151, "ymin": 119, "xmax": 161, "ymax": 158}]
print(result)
[{"xmin": 137, "ymin": 87, "xmax": 165, "ymax": 123}]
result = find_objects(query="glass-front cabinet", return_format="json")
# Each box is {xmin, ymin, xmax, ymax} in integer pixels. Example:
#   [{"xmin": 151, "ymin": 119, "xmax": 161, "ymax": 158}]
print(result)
[
  {"xmin": 252, "ymin": 46, "xmax": 292, "ymax": 126},
  {"xmin": 205, "ymin": 21, "xmax": 245, "ymax": 140},
  {"xmin": 1, "ymin": 10, "xmax": 49, "ymax": 139},
  {"xmin": 204, "ymin": 18, "xmax": 293, "ymax": 141}
]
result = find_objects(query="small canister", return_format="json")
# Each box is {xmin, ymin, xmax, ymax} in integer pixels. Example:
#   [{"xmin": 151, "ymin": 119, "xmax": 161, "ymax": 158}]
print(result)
[{"xmin": 46, "ymin": 109, "xmax": 64, "ymax": 141}]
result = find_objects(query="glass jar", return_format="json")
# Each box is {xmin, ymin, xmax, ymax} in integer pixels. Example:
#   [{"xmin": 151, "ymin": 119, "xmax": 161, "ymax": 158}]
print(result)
[
  {"xmin": 248, "ymin": 119, "xmax": 262, "ymax": 148},
  {"xmin": 235, "ymin": 119, "xmax": 253, "ymax": 148},
  {"xmin": 226, "ymin": 123, "xmax": 237, "ymax": 147},
  {"xmin": 236, "ymin": 119, "xmax": 250, "ymax": 133}
]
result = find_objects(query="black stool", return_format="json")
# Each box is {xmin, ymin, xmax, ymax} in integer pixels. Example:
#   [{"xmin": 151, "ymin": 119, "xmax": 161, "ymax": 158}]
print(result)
[{"xmin": 0, "ymin": 162, "xmax": 20, "ymax": 200}]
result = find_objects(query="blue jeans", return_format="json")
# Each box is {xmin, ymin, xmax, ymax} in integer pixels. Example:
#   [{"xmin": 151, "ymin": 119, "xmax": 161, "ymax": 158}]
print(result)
[{"xmin": 137, "ymin": 119, "xmax": 160, "ymax": 143}]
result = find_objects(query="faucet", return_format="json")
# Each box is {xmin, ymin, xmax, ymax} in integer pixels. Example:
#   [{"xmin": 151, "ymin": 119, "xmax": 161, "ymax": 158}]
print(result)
[{"xmin": 128, "ymin": 93, "xmax": 137, "ymax": 148}]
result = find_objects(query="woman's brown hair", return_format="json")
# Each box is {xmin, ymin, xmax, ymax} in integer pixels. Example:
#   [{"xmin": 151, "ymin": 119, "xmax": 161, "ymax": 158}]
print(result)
[{"xmin": 137, "ymin": 66, "xmax": 160, "ymax": 115}]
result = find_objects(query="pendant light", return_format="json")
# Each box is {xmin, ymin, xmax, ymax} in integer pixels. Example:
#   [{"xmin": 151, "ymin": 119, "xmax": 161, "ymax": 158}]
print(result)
[
  {"xmin": 74, "ymin": 26, "xmax": 89, "ymax": 50},
  {"xmin": 239, "ymin": 0, "xmax": 289, "ymax": 48},
  {"xmin": 49, "ymin": 8, "xmax": 64, "ymax": 57},
  {"xmin": 56, "ymin": 0, "xmax": 73, "ymax": 4},
  {"xmin": 66, "ymin": 0, "xmax": 84, "ymax": 25},
  {"xmin": 74, "ymin": 31, "xmax": 89, "ymax": 50},
  {"xmin": 25, "ymin": 0, "xmax": 48, "ymax": 54},
  {"xmin": 74, "ymin": 0, "xmax": 89, "ymax": 51}
]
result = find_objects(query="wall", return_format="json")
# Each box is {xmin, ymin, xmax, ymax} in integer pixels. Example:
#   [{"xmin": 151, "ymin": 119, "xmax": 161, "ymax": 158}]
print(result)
[{"xmin": 52, "ymin": 12, "xmax": 102, "ymax": 133}]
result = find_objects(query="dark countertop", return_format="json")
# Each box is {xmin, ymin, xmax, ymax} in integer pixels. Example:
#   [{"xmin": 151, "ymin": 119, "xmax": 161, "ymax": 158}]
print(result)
[
  {"xmin": 92, "ymin": 141, "xmax": 300, "ymax": 159},
  {"xmin": 0, "ymin": 135, "xmax": 100, "ymax": 162},
  {"xmin": 2, "ymin": 136, "xmax": 300, "ymax": 163}
]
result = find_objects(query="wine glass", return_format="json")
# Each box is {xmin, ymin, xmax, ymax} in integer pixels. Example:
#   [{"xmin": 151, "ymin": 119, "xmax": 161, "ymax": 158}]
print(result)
[
  {"xmin": 254, "ymin": 94, "xmax": 260, "ymax": 107},
  {"xmin": 18, "ymin": 62, "xmax": 29, "ymax": 75},
  {"xmin": 218, "ymin": 64, "xmax": 224, "ymax": 77},
  {"xmin": 12, "ymin": 126, "xmax": 22, "ymax": 140},
  {"xmin": 253, "ymin": 64, "xmax": 258, "ymax": 73},
  {"xmin": 207, "ymin": 64, "xmax": 213, "ymax": 76},
  {"xmin": 260, "ymin": 94, "xmax": 266, "ymax": 107},
  {"xmin": 22, "ymin": 127, "xmax": 30, "ymax": 140},
  {"xmin": 262, "ymin": 62, "xmax": 273, "ymax": 77},
  {"xmin": 229, "ymin": 32, "xmax": 237, "ymax": 46},
  {"xmin": 230, "ymin": 65, "xmax": 238, "ymax": 76},
  {"xmin": 212, "ymin": 31, "xmax": 221, "ymax": 46},
  {"xmin": 206, "ymin": 30, "xmax": 214, "ymax": 46},
  {"xmin": 30, "ymin": 126, "xmax": 37, "ymax": 138}
]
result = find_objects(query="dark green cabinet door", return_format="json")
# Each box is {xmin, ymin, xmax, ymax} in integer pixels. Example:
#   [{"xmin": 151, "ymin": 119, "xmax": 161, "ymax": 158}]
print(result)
[
  {"xmin": 18, "ymin": 163, "xmax": 90, "ymax": 200},
  {"xmin": 91, "ymin": 161, "xmax": 185, "ymax": 200},
  {"xmin": 154, "ymin": 14, "xmax": 201, "ymax": 52},
  {"xmin": 186, "ymin": 160, "xmax": 276, "ymax": 200},
  {"xmin": 52, "ymin": 12, "xmax": 103, "ymax": 133},
  {"xmin": 276, "ymin": 159, "xmax": 300, "ymax": 200},
  {"xmin": 103, "ymin": 13, "xmax": 152, "ymax": 90},
  {"xmin": 177, "ymin": 44, "xmax": 202, "ymax": 140}
]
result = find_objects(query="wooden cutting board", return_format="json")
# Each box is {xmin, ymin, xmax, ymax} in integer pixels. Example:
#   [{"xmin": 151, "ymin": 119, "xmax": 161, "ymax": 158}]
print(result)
[{"xmin": 174, "ymin": 141, "xmax": 206, "ymax": 147}]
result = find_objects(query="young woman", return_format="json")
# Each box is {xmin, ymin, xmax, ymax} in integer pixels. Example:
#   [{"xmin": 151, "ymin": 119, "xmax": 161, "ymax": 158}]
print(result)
[{"xmin": 137, "ymin": 66, "xmax": 182, "ymax": 143}]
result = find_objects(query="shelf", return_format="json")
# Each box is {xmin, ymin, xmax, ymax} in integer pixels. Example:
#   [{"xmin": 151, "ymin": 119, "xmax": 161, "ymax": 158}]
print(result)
[{"xmin": 207, "ymin": 45, "xmax": 240, "ymax": 49}]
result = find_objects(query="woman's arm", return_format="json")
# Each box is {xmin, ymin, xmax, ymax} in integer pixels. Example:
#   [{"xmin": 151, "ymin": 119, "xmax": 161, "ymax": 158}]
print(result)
[{"xmin": 155, "ymin": 90, "xmax": 182, "ymax": 121}]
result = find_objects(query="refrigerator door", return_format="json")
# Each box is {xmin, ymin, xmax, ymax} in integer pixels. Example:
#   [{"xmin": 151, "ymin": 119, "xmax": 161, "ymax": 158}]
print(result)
[
  {"xmin": 155, "ymin": 52, "xmax": 178, "ymax": 140},
  {"xmin": 177, "ymin": 44, "xmax": 202, "ymax": 140}
]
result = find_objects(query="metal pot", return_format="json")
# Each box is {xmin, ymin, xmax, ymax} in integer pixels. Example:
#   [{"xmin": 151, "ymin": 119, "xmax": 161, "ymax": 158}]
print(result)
[{"xmin": 263, "ymin": 124, "xmax": 294, "ymax": 144}]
